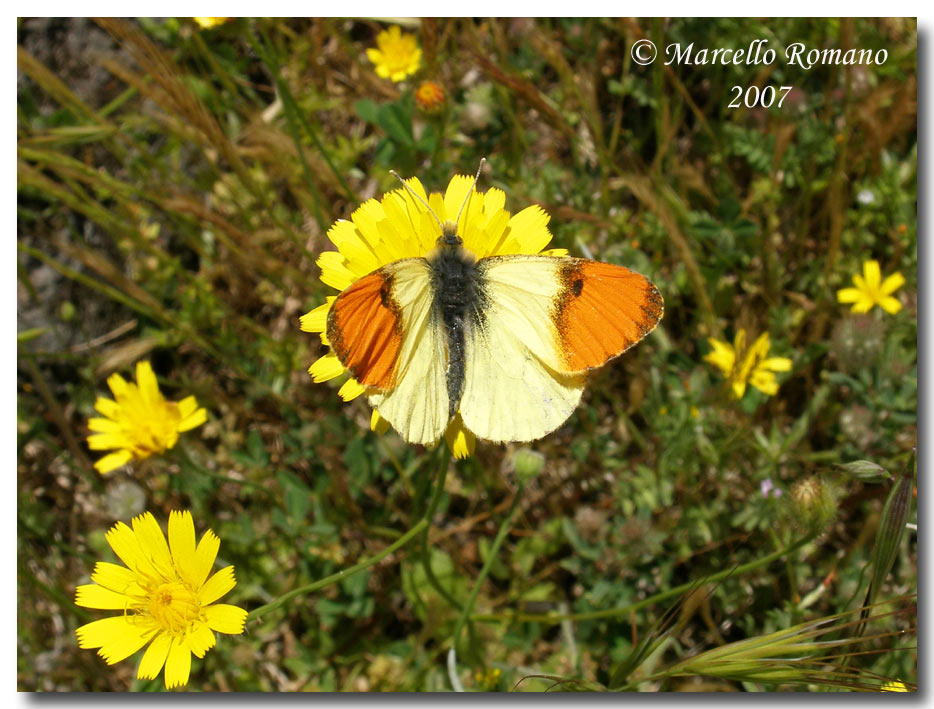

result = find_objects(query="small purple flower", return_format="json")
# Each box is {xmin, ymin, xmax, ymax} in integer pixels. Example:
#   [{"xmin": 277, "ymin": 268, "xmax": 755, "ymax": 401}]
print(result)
[{"xmin": 761, "ymin": 478, "xmax": 782, "ymax": 499}]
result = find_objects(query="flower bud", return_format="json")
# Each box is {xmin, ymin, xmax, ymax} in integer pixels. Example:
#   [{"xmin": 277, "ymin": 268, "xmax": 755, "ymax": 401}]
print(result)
[
  {"xmin": 513, "ymin": 447, "xmax": 545, "ymax": 483},
  {"xmin": 788, "ymin": 476, "xmax": 840, "ymax": 534},
  {"xmin": 415, "ymin": 80, "xmax": 446, "ymax": 114}
]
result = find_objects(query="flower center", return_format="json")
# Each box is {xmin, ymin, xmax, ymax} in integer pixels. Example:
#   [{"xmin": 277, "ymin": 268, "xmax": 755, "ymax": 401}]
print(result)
[
  {"xmin": 129, "ymin": 402, "xmax": 182, "ymax": 457},
  {"xmin": 385, "ymin": 44, "xmax": 413, "ymax": 70},
  {"xmin": 148, "ymin": 581, "xmax": 200, "ymax": 634}
]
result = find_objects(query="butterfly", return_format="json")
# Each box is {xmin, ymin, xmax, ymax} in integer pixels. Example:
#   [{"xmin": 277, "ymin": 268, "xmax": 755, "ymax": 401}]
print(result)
[{"xmin": 325, "ymin": 164, "xmax": 663, "ymax": 446}]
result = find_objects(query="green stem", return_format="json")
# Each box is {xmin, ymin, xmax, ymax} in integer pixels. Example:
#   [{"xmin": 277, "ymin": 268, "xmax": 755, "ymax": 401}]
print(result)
[
  {"xmin": 451, "ymin": 480, "xmax": 524, "ymax": 646},
  {"xmin": 471, "ymin": 533, "xmax": 817, "ymax": 625},
  {"xmin": 246, "ymin": 447, "xmax": 452, "ymax": 624},
  {"xmin": 247, "ymin": 518, "xmax": 428, "ymax": 623},
  {"xmin": 419, "ymin": 450, "xmax": 462, "ymax": 610}
]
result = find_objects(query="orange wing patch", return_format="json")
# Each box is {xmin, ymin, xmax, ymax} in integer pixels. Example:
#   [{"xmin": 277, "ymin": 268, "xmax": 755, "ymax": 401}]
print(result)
[
  {"xmin": 326, "ymin": 269, "xmax": 403, "ymax": 390},
  {"xmin": 555, "ymin": 259, "xmax": 663, "ymax": 373}
]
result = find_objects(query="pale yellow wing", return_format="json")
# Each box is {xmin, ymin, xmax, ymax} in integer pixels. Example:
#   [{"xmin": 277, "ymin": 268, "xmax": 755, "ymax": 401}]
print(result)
[
  {"xmin": 363, "ymin": 258, "xmax": 450, "ymax": 445},
  {"xmin": 459, "ymin": 256, "xmax": 586, "ymax": 443}
]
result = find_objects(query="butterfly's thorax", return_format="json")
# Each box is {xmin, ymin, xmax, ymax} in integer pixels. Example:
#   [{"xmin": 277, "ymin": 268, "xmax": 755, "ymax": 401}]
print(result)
[{"xmin": 427, "ymin": 231, "xmax": 484, "ymax": 419}]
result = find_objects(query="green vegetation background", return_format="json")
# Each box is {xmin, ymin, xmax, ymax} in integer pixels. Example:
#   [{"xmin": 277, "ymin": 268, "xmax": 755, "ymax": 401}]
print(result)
[{"xmin": 17, "ymin": 18, "xmax": 916, "ymax": 691}]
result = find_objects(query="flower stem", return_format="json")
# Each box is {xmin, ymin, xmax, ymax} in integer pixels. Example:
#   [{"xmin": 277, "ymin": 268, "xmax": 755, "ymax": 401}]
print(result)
[
  {"xmin": 470, "ymin": 532, "xmax": 817, "ymax": 625},
  {"xmin": 451, "ymin": 480, "xmax": 525, "ymax": 646},
  {"xmin": 418, "ymin": 448, "xmax": 462, "ymax": 610},
  {"xmin": 247, "ymin": 517, "xmax": 428, "ymax": 623}
]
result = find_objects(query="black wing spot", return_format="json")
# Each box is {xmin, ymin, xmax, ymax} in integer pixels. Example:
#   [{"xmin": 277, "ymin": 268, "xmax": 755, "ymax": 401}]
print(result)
[
  {"xmin": 572, "ymin": 278, "xmax": 584, "ymax": 297},
  {"xmin": 379, "ymin": 284, "xmax": 392, "ymax": 309}
]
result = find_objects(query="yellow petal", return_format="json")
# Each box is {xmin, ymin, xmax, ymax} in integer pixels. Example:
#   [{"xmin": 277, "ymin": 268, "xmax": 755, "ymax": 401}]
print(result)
[
  {"xmin": 202, "ymin": 604, "xmax": 248, "ymax": 635},
  {"xmin": 105, "ymin": 521, "xmax": 150, "ymax": 575},
  {"xmin": 880, "ymin": 271, "xmax": 905, "ymax": 296},
  {"xmin": 76, "ymin": 615, "xmax": 155, "ymax": 664},
  {"xmin": 370, "ymin": 408, "xmax": 391, "ymax": 435},
  {"xmin": 135, "ymin": 361, "xmax": 161, "ymax": 406},
  {"xmin": 168, "ymin": 511, "xmax": 197, "ymax": 586},
  {"xmin": 338, "ymin": 377, "xmax": 367, "ymax": 402},
  {"xmin": 74, "ymin": 584, "xmax": 132, "ymax": 610},
  {"xmin": 862, "ymin": 259, "xmax": 881, "ymax": 289},
  {"xmin": 472, "ymin": 209, "xmax": 510, "ymax": 257},
  {"xmin": 178, "ymin": 406, "xmax": 207, "ymax": 432},
  {"xmin": 87, "ymin": 432, "xmax": 129, "ymax": 450},
  {"xmin": 850, "ymin": 295, "xmax": 875, "ymax": 314},
  {"xmin": 176, "ymin": 396, "xmax": 199, "ymax": 419},
  {"xmin": 327, "ymin": 219, "xmax": 381, "ymax": 276},
  {"xmin": 308, "ymin": 352, "xmax": 346, "ymax": 383},
  {"xmin": 105, "ymin": 372, "xmax": 129, "ymax": 398},
  {"xmin": 131, "ymin": 512, "xmax": 173, "ymax": 574},
  {"xmin": 299, "ymin": 299, "xmax": 335, "ymax": 333},
  {"xmin": 199, "ymin": 565, "xmax": 236, "ymax": 606},
  {"xmin": 316, "ymin": 251, "xmax": 356, "ymax": 292},
  {"xmin": 87, "ymin": 416, "xmax": 122, "ymax": 433},
  {"xmin": 137, "ymin": 632, "xmax": 172, "ymax": 680},
  {"xmin": 366, "ymin": 47, "xmax": 384, "ymax": 65},
  {"xmin": 445, "ymin": 416, "xmax": 475, "ymax": 459},
  {"xmin": 163, "ymin": 636, "xmax": 192, "ymax": 689},
  {"xmin": 731, "ymin": 380, "xmax": 747, "ymax": 399},
  {"xmin": 482, "ymin": 186, "xmax": 506, "ymax": 215},
  {"xmin": 750, "ymin": 370, "xmax": 780, "ymax": 395},
  {"xmin": 94, "ymin": 397, "xmax": 121, "ymax": 419},
  {"xmin": 703, "ymin": 338, "xmax": 735, "ymax": 375},
  {"xmin": 192, "ymin": 529, "xmax": 220, "ymax": 589},
  {"xmin": 748, "ymin": 332, "xmax": 771, "ymax": 360},
  {"xmin": 837, "ymin": 287, "xmax": 862, "ymax": 303},
  {"xmin": 760, "ymin": 357, "xmax": 792, "ymax": 372},
  {"xmin": 94, "ymin": 449, "xmax": 134, "ymax": 474},
  {"xmin": 443, "ymin": 175, "xmax": 476, "ymax": 228},
  {"xmin": 880, "ymin": 296, "xmax": 902, "ymax": 314},
  {"xmin": 91, "ymin": 561, "xmax": 139, "ymax": 594},
  {"xmin": 502, "ymin": 204, "xmax": 553, "ymax": 254},
  {"xmin": 185, "ymin": 621, "xmax": 216, "ymax": 659}
]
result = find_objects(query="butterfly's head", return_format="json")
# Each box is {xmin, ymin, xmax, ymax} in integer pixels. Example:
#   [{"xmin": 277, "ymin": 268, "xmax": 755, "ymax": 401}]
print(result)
[{"xmin": 438, "ymin": 220, "xmax": 462, "ymax": 247}]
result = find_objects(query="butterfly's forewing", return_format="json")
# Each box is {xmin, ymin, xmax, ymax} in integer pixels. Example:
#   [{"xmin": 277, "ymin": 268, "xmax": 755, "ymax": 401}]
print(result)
[
  {"xmin": 550, "ymin": 258, "xmax": 663, "ymax": 373},
  {"xmin": 458, "ymin": 255, "xmax": 662, "ymax": 443},
  {"xmin": 327, "ymin": 258, "xmax": 451, "ymax": 445}
]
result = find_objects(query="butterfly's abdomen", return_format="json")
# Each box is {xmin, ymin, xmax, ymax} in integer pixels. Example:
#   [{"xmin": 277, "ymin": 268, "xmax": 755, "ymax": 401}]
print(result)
[{"xmin": 429, "ymin": 246, "xmax": 484, "ymax": 419}]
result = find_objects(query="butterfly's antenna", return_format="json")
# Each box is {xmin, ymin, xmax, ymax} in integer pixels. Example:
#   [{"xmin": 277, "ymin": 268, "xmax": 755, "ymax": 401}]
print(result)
[
  {"xmin": 453, "ymin": 157, "xmax": 486, "ymax": 231},
  {"xmin": 389, "ymin": 170, "xmax": 445, "ymax": 233}
]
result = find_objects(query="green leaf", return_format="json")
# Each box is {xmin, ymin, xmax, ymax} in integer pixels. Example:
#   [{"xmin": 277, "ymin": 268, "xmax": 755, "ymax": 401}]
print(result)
[
  {"xmin": 376, "ymin": 101, "xmax": 414, "ymax": 148},
  {"xmin": 353, "ymin": 99, "xmax": 380, "ymax": 124}
]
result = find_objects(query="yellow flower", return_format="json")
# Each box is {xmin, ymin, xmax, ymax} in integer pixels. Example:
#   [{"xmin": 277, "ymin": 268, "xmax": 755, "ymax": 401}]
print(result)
[
  {"xmin": 881, "ymin": 679, "xmax": 910, "ymax": 692},
  {"xmin": 300, "ymin": 174, "xmax": 566, "ymax": 459},
  {"xmin": 87, "ymin": 361, "xmax": 207, "ymax": 474},
  {"xmin": 704, "ymin": 329, "xmax": 792, "ymax": 399},
  {"xmin": 192, "ymin": 17, "xmax": 230, "ymax": 29},
  {"xmin": 366, "ymin": 25, "xmax": 422, "ymax": 82},
  {"xmin": 474, "ymin": 666, "xmax": 502, "ymax": 690},
  {"xmin": 75, "ymin": 511, "xmax": 247, "ymax": 689},
  {"xmin": 837, "ymin": 259, "xmax": 905, "ymax": 314},
  {"xmin": 415, "ymin": 80, "xmax": 445, "ymax": 113}
]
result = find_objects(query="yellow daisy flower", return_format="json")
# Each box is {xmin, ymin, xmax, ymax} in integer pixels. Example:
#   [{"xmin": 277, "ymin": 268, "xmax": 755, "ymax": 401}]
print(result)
[
  {"xmin": 880, "ymin": 679, "xmax": 910, "ymax": 692},
  {"xmin": 87, "ymin": 361, "xmax": 207, "ymax": 475},
  {"xmin": 192, "ymin": 17, "xmax": 230, "ymax": 30},
  {"xmin": 704, "ymin": 329, "xmax": 792, "ymax": 399},
  {"xmin": 837, "ymin": 259, "xmax": 905, "ymax": 314},
  {"xmin": 75, "ymin": 511, "xmax": 247, "ymax": 689},
  {"xmin": 300, "ymin": 174, "xmax": 567, "ymax": 459},
  {"xmin": 366, "ymin": 25, "xmax": 422, "ymax": 82}
]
